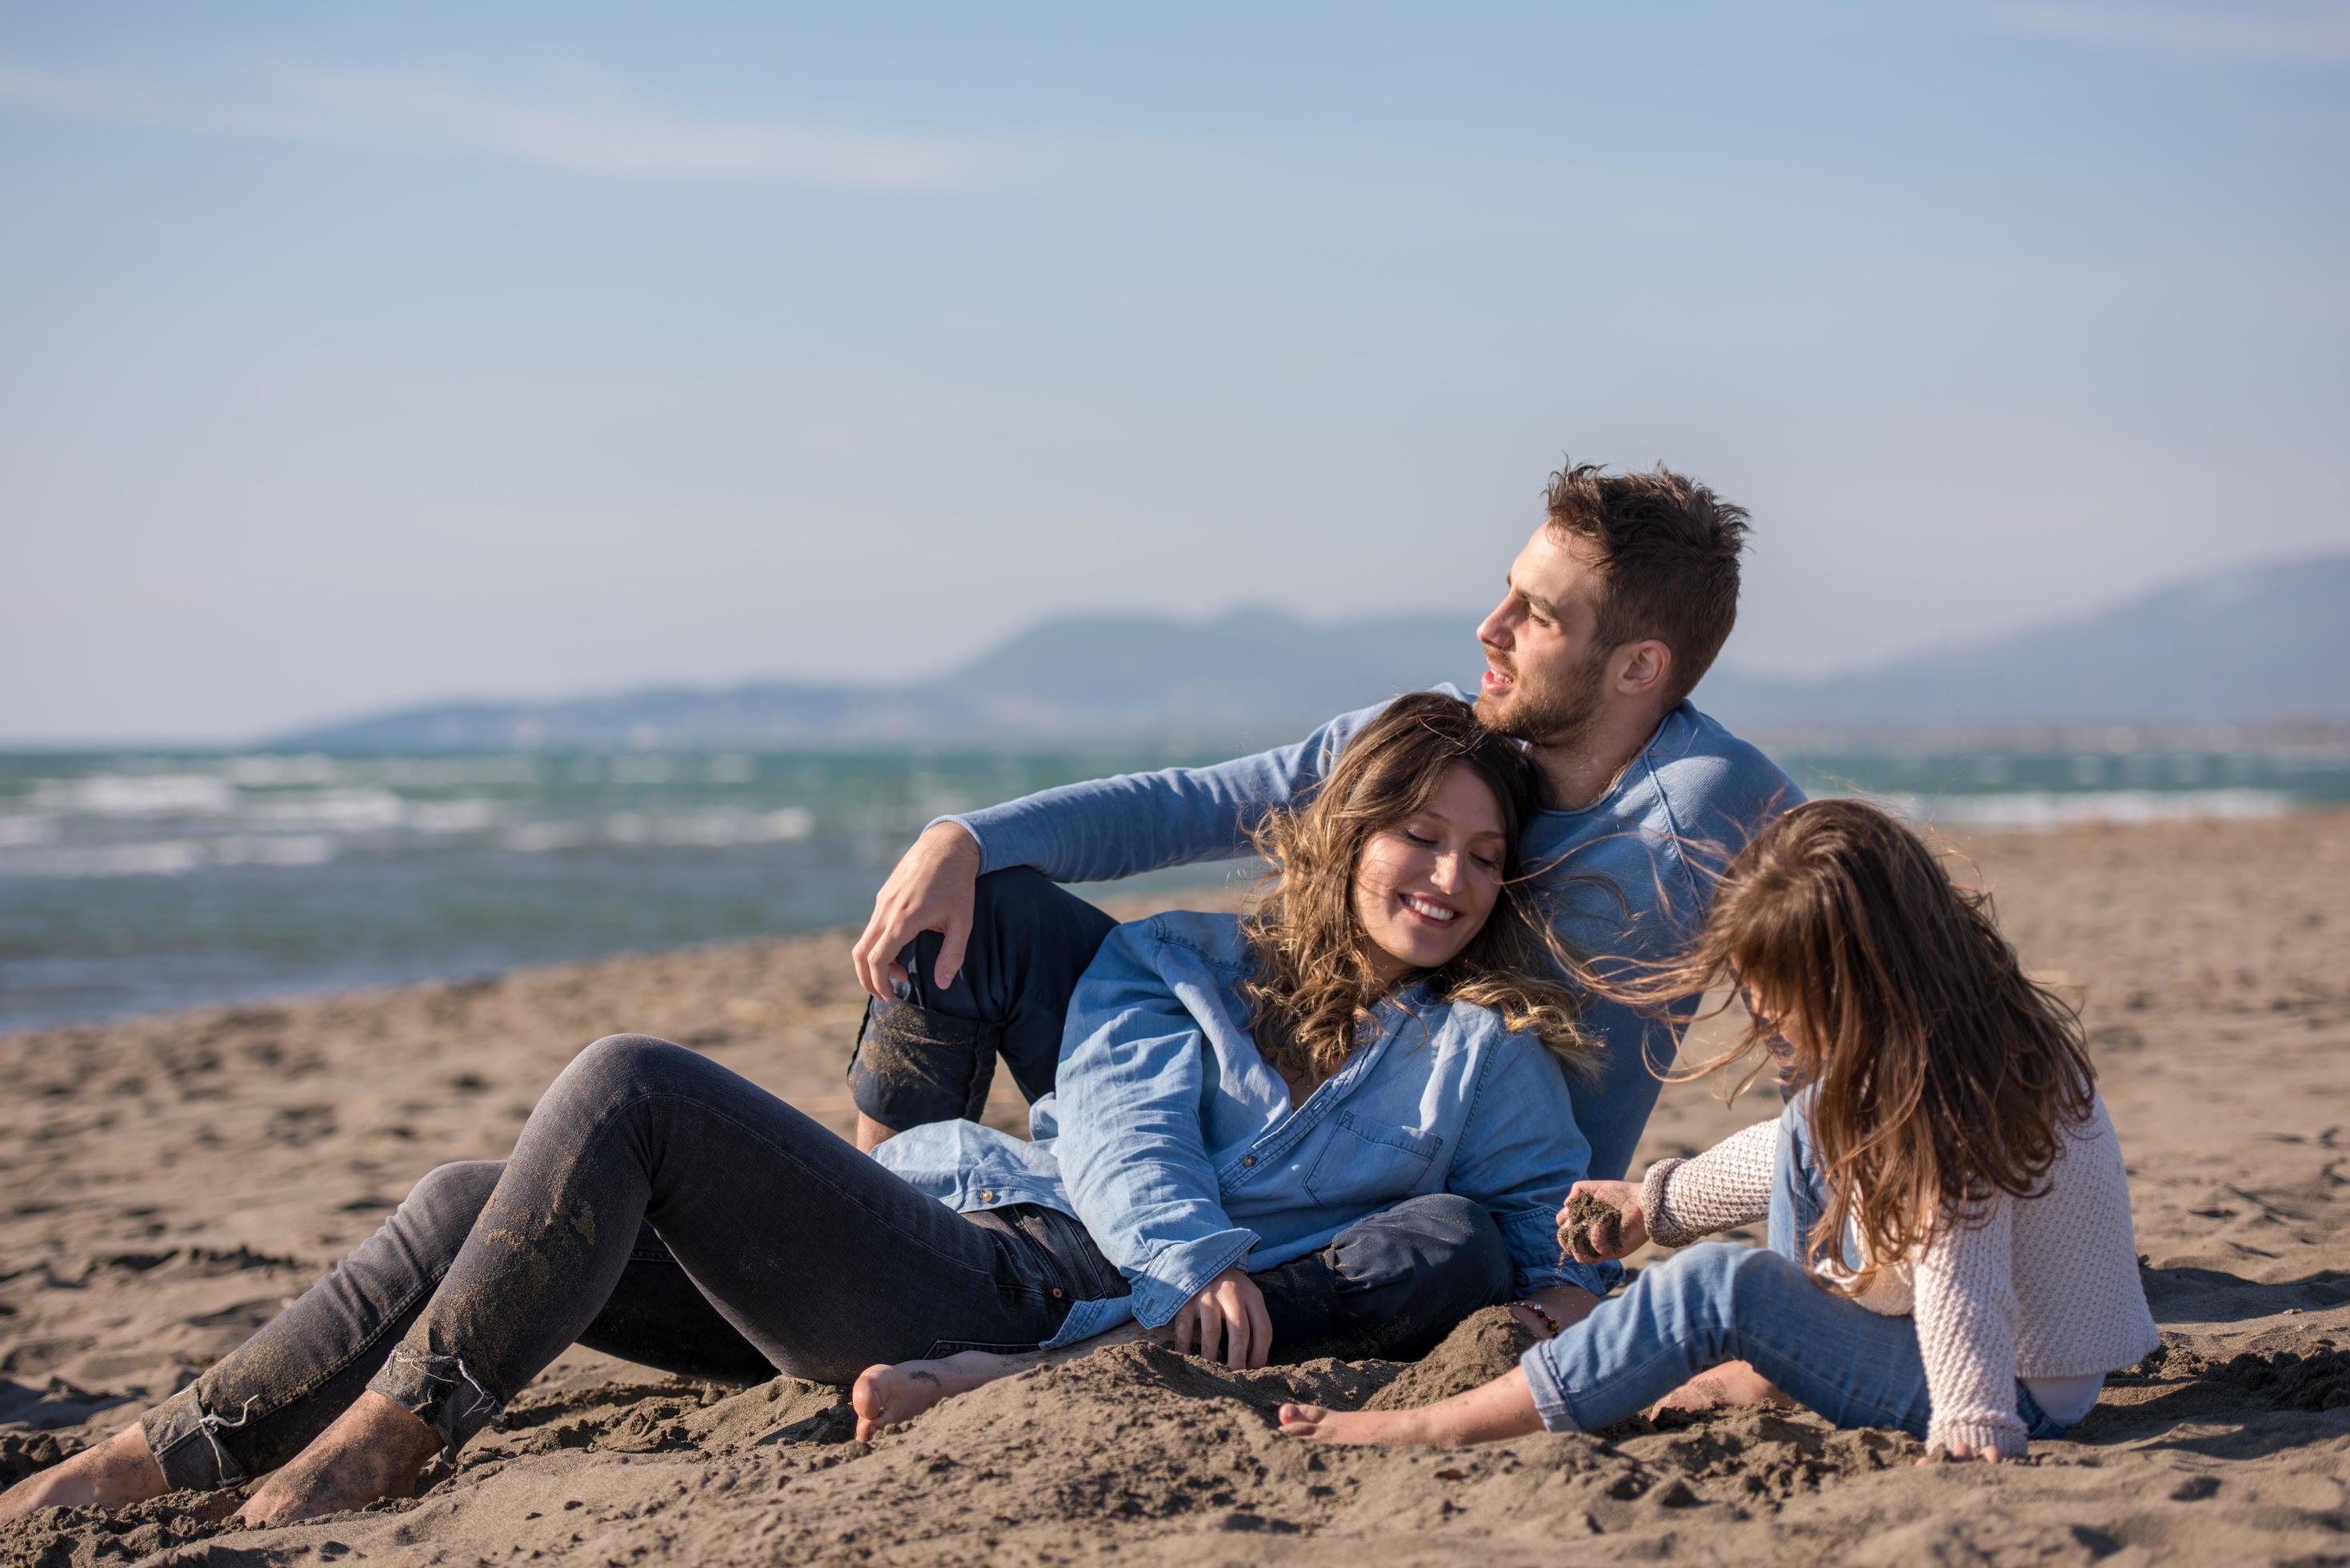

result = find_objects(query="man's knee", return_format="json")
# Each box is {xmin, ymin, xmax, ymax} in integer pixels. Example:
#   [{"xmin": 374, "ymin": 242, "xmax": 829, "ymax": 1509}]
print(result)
[
  {"xmin": 1337, "ymin": 1194, "xmax": 1513, "ymax": 1323},
  {"xmin": 848, "ymin": 1001, "xmax": 995, "ymax": 1130}
]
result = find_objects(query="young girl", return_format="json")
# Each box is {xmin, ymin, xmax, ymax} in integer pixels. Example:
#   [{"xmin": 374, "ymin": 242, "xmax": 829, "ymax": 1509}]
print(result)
[{"xmin": 1280, "ymin": 798, "xmax": 2160, "ymax": 1461}]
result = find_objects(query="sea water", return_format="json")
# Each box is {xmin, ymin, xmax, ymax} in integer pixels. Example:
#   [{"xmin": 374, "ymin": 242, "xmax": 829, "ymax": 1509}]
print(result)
[{"xmin": 3, "ymin": 742, "xmax": 2345, "ymax": 1034}]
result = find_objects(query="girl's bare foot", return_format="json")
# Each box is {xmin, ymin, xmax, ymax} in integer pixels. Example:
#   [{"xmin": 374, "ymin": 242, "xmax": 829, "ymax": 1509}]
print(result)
[
  {"xmin": 0, "ymin": 1424, "xmax": 168, "ymax": 1520},
  {"xmin": 237, "ymin": 1393, "xmax": 442, "ymax": 1528},
  {"xmin": 1277, "ymin": 1403, "xmax": 1432, "ymax": 1445},
  {"xmin": 851, "ymin": 1350, "xmax": 1027, "ymax": 1442},
  {"xmin": 1648, "ymin": 1359, "xmax": 1789, "ymax": 1416}
]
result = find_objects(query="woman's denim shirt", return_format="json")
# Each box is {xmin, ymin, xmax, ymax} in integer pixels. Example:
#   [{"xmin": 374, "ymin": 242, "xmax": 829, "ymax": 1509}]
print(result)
[{"xmin": 875, "ymin": 910, "xmax": 1605, "ymax": 1349}]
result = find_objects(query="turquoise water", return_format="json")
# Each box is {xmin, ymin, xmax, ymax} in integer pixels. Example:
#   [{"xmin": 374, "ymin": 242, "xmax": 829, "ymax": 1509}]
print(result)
[{"xmin": 4, "ymin": 742, "xmax": 2345, "ymax": 1034}]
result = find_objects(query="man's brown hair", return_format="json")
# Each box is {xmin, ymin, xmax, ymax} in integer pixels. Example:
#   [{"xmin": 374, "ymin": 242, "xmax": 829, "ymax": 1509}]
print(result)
[{"xmin": 1543, "ymin": 459, "xmax": 1749, "ymax": 706}]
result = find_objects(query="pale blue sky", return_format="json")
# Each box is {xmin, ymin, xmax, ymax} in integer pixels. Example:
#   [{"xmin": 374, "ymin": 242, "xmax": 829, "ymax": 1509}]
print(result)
[{"xmin": 3, "ymin": 2, "xmax": 2345, "ymax": 741}]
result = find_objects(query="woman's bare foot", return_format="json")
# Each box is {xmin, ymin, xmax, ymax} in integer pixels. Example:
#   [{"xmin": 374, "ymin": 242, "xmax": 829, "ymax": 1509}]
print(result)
[
  {"xmin": 851, "ymin": 1322, "xmax": 1159, "ymax": 1442},
  {"xmin": 851, "ymin": 1350, "xmax": 1028, "ymax": 1442},
  {"xmin": 0, "ymin": 1424, "xmax": 168, "ymax": 1521},
  {"xmin": 237, "ymin": 1393, "xmax": 442, "ymax": 1528},
  {"xmin": 1648, "ymin": 1359, "xmax": 1790, "ymax": 1416}
]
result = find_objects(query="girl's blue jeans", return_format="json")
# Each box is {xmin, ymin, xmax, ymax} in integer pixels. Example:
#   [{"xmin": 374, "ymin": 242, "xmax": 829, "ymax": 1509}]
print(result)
[{"xmin": 1519, "ymin": 1092, "xmax": 2068, "ymax": 1442}]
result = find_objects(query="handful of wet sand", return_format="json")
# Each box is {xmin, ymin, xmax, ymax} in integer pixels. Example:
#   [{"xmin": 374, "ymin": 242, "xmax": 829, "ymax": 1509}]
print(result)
[{"xmin": 1560, "ymin": 1190, "xmax": 1623, "ymax": 1261}]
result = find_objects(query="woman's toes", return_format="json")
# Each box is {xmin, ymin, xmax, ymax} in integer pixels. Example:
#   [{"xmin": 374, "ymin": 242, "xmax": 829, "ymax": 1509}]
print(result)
[{"xmin": 851, "ymin": 1366, "xmax": 896, "ymax": 1442}]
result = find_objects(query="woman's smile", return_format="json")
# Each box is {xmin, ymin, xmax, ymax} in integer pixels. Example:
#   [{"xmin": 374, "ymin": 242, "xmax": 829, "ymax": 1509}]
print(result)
[{"xmin": 1398, "ymin": 892, "xmax": 1461, "ymax": 926}]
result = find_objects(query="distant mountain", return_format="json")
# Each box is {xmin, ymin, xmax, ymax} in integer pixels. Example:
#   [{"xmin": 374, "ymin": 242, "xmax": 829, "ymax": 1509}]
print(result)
[
  {"xmin": 273, "ymin": 606, "xmax": 1484, "ymax": 750},
  {"xmin": 272, "ymin": 554, "xmax": 2350, "ymax": 750},
  {"xmin": 1695, "ymin": 552, "xmax": 2350, "ymax": 733}
]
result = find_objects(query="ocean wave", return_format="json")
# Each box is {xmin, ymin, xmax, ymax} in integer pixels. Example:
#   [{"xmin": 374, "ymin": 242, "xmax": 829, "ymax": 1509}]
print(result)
[
  {"xmin": 504, "ymin": 806, "xmax": 815, "ymax": 854},
  {"xmin": 1872, "ymin": 788, "xmax": 2294, "ymax": 829},
  {"xmin": 30, "ymin": 774, "xmax": 241, "ymax": 818}
]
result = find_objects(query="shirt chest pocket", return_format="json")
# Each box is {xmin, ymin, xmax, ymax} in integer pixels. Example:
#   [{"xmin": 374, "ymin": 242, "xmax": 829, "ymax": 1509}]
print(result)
[{"xmin": 1301, "ymin": 1111, "xmax": 1445, "ymax": 1210}]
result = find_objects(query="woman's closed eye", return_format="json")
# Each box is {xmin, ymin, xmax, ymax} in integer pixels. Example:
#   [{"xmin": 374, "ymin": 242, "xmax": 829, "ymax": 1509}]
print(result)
[{"xmin": 1403, "ymin": 828, "xmax": 1500, "ymax": 871}]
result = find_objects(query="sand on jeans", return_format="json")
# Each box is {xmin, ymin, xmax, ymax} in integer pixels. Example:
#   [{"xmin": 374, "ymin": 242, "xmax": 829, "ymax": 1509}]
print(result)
[{"xmin": 3, "ymin": 814, "xmax": 2348, "ymax": 1565}]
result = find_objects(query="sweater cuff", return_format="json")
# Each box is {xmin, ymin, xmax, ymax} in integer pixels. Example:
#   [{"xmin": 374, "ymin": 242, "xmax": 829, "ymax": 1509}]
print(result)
[
  {"xmin": 1928, "ymin": 1413, "xmax": 2028, "ymax": 1459},
  {"xmin": 1641, "ymin": 1158, "xmax": 1699, "ymax": 1248}
]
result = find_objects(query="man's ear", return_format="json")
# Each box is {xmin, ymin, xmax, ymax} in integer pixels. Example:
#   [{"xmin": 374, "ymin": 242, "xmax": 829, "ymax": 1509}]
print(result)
[{"xmin": 1615, "ymin": 640, "xmax": 1673, "ymax": 700}]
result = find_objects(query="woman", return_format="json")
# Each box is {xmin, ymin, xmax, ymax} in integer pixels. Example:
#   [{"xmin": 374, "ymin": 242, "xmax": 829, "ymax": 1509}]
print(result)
[
  {"xmin": 3, "ymin": 694, "xmax": 1605, "ymax": 1527},
  {"xmin": 1279, "ymin": 799, "xmax": 2159, "ymax": 1459}
]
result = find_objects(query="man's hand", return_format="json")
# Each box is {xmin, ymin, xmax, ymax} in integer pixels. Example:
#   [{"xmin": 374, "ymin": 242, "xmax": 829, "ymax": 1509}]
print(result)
[
  {"xmin": 852, "ymin": 822, "xmax": 982, "ymax": 1002},
  {"xmin": 1171, "ymin": 1266, "xmax": 1272, "ymax": 1371},
  {"xmin": 1559, "ymin": 1178, "xmax": 1648, "ymax": 1264}
]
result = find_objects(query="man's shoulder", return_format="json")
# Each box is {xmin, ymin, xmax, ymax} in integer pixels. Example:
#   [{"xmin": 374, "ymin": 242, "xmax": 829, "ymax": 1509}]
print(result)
[{"xmin": 1639, "ymin": 702, "xmax": 1804, "ymax": 817}]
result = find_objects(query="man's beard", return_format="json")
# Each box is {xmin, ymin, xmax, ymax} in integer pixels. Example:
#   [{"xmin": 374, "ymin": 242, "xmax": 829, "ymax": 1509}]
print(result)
[{"xmin": 1475, "ymin": 642, "xmax": 1611, "ymax": 752}]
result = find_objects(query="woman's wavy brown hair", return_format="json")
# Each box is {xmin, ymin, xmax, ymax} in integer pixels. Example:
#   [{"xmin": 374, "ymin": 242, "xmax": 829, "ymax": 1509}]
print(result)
[
  {"xmin": 1236, "ymin": 692, "xmax": 1597, "ymax": 1084},
  {"xmin": 1610, "ymin": 798, "xmax": 2094, "ymax": 1293}
]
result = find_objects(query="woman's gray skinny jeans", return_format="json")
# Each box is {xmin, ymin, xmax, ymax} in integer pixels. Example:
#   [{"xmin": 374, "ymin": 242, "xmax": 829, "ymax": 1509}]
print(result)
[{"xmin": 140, "ymin": 1034, "xmax": 1511, "ymax": 1489}]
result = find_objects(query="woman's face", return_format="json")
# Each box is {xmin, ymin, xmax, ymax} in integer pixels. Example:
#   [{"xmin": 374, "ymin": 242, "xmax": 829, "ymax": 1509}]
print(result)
[{"xmin": 1351, "ymin": 762, "xmax": 1508, "ymax": 986}]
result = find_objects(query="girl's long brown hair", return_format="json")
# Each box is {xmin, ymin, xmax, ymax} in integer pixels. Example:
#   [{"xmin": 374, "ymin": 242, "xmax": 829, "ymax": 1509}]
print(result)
[
  {"xmin": 1237, "ymin": 692, "xmax": 1596, "ymax": 1083},
  {"xmin": 1611, "ymin": 798, "xmax": 2094, "ymax": 1292}
]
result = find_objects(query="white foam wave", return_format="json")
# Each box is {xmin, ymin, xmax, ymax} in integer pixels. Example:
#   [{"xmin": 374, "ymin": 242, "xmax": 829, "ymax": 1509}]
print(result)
[
  {"xmin": 505, "ymin": 806, "xmax": 815, "ymax": 854},
  {"xmin": 0, "ymin": 814, "xmax": 60, "ymax": 848},
  {"xmin": 31, "ymin": 774, "xmax": 240, "ymax": 818},
  {"xmin": 1, "ymin": 839, "xmax": 210, "ymax": 877},
  {"xmin": 1871, "ymin": 788, "xmax": 2295, "ymax": 829},
  {"xmin": 244, "ymin": 787, "xmax": 410, "ymax": 830}
]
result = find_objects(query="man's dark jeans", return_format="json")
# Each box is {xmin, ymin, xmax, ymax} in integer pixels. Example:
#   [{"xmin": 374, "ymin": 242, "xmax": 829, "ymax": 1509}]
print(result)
[
  {"xmin": 848, "ymin": 866, "xmax": 1121, "ymax": 1128},
  {"xmin": 139, "ymin": 1034, "xmax": 1511, "ymax": 1490}
]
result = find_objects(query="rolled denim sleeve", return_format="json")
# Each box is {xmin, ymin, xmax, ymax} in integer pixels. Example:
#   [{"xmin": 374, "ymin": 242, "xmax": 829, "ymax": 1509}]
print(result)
[
  {"xmin": 1052, "ymin": 924, "xmax": 1261, "ymax": 1327},
  {"xmin": 1446, "ymin": 1026, "xmax": 1609, "ymax": 1301},
  {"xmin": 938, "ymin": 697, "xmax": 1418, "ymax": 884}
]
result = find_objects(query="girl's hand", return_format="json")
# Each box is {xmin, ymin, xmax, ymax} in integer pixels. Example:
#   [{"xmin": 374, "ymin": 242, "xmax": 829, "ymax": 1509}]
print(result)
[
  {"xmin": 1916, "ymin": 1442, "xmax": 2007, "ymax": 1466},
  {"xmin": 1172, "ymin": 1266, "xmax": 1272, "ymax": 1370},
  {"xmin": 1558, "ymin": 1179, "xmax": 1647, "ymax": 1263}
]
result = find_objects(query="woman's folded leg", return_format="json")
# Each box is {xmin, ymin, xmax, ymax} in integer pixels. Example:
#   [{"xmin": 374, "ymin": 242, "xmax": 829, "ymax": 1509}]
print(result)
[{"xmin": 246, "ymin": 1034, "xmax": 1075, "ymax": 1523}]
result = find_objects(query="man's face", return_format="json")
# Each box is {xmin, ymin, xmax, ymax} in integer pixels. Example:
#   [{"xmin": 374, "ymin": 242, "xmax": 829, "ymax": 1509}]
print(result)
[{"xmin": 1473, "ymin": 525, "xmax": 1615, "ymax": 748}]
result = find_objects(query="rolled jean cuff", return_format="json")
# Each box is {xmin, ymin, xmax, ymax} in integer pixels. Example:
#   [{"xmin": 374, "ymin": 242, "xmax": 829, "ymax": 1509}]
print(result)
[
  {"xmin": 366, "ymin": 1346, "xmax": 504, "ymax": 1455},
  {"xmin": 1518, "ymin": 1340, "xmax": 1584, "ymax": 1434},
  {"xmin": 140, "ymin": 1384, "xmax": 262, "ymax": 1492}
]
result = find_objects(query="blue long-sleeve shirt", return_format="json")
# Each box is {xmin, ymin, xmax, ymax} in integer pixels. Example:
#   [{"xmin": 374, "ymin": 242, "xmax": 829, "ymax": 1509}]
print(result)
[
  {"xmin": 942, "ymin": 689, "xmax": 1801, "ymax": 1184},
  {"xmin": 875, "ymin": 910, "xmax": 1607, "ymax": 1349}
]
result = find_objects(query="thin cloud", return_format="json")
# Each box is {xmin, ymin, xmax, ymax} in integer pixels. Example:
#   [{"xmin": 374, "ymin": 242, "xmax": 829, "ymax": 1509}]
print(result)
[
  {"xmin": 0, "ymin": 57, "xmax": 991, "ymax": 187},
  {"xmin": 1988, "ymin": 3, "xmax": 2350, "ymax": 62}
]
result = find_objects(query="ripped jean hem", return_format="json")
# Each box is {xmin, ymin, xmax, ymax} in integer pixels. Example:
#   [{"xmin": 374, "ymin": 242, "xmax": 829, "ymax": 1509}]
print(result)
[
  {"xmin": 141, "ymin": 1386, "xmax": 266, "ymax": 1492},
  {"xmin": 365, "ymin": 1346, "xmax": 506, "ymax": 1456}
]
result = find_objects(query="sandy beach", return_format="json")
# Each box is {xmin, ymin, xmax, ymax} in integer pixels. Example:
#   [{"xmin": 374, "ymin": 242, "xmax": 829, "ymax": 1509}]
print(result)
[{"xmin": 3, "ymin": 814, "xmax": 2347, "ymax": 1566}]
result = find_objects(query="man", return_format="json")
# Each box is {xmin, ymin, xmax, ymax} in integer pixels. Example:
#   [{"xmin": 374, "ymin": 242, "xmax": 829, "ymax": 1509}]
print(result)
[{"xmin": 847, "ymin": 458, "xmax": 1799, "ymax": 1339}]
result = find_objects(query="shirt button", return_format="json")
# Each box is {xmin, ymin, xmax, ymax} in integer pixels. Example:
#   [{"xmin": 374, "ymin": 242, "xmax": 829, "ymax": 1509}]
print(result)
[
  {"xmin": 1051, "ymin": 1287, "xmax": 1065, "ymax": 1298},
  {"xmin": 1241, "ymin": 1155, "xmax": 1256, "ymax": 1168},
  {"xmin": 979, "ymin": 1189, "xmax": 995, "ymax": 1203}
]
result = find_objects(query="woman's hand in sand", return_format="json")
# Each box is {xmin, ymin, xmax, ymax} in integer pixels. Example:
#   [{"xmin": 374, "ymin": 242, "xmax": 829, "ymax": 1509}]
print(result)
[
  {"xmin": 853, "ymin": 822, "xmax": 982, "ymax": 1001},
  {"xmin": 1172, "ymin": 1266, "xmax": 1272, "ymax": 1370},
  {"xmin": 1558, "ymin": 1179, "xmax": 1647, "ymax": 1263}
]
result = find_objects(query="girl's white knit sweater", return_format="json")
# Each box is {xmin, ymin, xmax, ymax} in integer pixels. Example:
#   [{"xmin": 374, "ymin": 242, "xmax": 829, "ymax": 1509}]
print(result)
[{"xmin": 1638, "ymin": 1092, "xmax": 2161, "ymax": 1456}]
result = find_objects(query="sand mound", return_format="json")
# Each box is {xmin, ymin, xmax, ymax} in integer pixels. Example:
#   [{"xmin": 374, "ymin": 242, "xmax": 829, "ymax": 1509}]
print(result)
[{"xmin": 1364, "ymin": 1306, "xmax": 1536, "ymax": 1410}]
